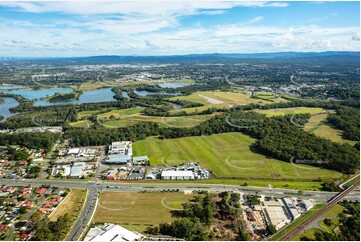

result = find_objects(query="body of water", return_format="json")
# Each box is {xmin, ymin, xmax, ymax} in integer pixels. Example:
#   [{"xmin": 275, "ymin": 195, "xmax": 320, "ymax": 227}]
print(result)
[
  {"xmin": 134, "ymin": 89, "xmax": 181, "ymax": 96},
  {"xmin": 158, "ymin": 82, "xmax": 192, "ymax": 88},
  {"xmin": 3, "ymin": 87, "xmax": 73, "ymax": 99},
  {"xmin": 0, "ymin": 85, "xmax": 27, "ymax": 90},
  {"xmin": 172, "ymin": 103, "xmax": 182, "ymax": 110},
  {"xmin": 0, "ymin": 97, "xmax": 19, "ymax": 121},
  {"xmin": 121, "ymin": 91, "xmax": 130, "ymax": 99},
  {"xmin": 34, "ymin": 88, "xmax": 117, "ymax": 106}
]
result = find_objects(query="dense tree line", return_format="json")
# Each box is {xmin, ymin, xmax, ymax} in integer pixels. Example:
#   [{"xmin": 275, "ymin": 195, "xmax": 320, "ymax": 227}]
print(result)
[
  {"xmin": 63, "ymin": 122, "xmax": 159, "ymax": 146},
  {"xmin": 32, "ymin": 213, "xmax": 72, "ymax": 241},
  {"xmin": 47, "ymin": 91, "xmax": 80, "ymax": 102},
  {"xmin": 0, "ymin": 131, "xmax": 59, "ymax": 151},
  {"xmin": 327, "ymin": 106, "xmax": 360, "ymax": 141}
]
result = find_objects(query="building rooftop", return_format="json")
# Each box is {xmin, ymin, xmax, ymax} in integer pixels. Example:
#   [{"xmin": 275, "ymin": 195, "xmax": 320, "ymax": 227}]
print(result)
[
  {"xmin": 85, "ymin": 224, "xmax": 142, "ymax": 242},
  {"xmin": 161, "ymin": 170, "xmax": 194, "ymax": 177}
]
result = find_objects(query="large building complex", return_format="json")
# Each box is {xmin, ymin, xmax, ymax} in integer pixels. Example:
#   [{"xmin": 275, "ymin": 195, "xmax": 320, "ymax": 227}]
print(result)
[{"xmin": 84, "ymin": 224, "xmax": 143, "ymax": 241}]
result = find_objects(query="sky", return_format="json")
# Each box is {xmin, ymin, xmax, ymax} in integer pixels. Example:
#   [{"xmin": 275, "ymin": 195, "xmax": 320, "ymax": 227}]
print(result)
[{"xmin": 0, "ymin": 0, "xmax": 360, "ymax": 57}]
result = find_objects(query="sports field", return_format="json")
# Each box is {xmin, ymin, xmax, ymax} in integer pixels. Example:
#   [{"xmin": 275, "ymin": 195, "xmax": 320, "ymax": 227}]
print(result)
[
  {"xmin": 133, "ymin": 133, "xmax": 342, "ymax": 180},
  {"xmin": 92, "ymin": 191, "xmax": 194, "ymax": 232}
]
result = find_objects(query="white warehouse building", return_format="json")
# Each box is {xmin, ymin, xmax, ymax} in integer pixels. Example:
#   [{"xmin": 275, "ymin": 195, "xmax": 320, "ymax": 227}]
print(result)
[{"xmin": 161, "ymin": 170, "xmax": 195, "ymax": 180}]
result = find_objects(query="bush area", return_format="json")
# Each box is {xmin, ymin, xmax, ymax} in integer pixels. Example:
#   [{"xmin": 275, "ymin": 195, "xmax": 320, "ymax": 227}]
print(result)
[{"xmin": 300, "ymin": 201, "xmax": 360, "ymax": 241}]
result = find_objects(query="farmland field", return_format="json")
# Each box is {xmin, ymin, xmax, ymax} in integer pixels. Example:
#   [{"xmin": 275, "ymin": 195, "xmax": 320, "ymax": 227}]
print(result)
[
  {"xmin": 133, "ymin": 133, "xmax": 342, "ymax": 180},
  {"xmin": 92, "ymin": 191, "xmax": 195, "ymax": 232}
]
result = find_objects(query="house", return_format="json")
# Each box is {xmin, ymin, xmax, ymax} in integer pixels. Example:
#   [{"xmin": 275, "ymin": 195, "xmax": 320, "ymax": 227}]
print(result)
[
  {"xmin": 20, "ymin": 233, "xmax": 30, "ymax": 240},
  {"xmin": 106, "ymin": 169, "xmax": 118, "ymax": 180},
  {"xmin": 161, "ymin": 170, "xmax": 194, "ymax": 180},
  {"xmin": 35, "ymin": 188, "xmax": 48, "ymax": 195}
]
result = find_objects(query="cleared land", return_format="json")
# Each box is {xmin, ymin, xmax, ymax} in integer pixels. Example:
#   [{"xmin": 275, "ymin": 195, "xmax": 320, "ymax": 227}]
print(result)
[
  {"xmin": 91, "ymin": 107, "xmax": 217, "ymax": 128},
  {"xmin": 256, "ymin": 107, "xmax": 325, "ymax": 117},
  {"xmin": 312, "ymin": 124, "xmax": 357, "ymax": 145},
  {"xmin": 92, "ymin": 191, "xmax": 194, "ymax": 232},
  {"xmin": 133, "ymin": 133, "xmax": 342, "ymax": 181},
  {"xmin": 168, "ymin": 91, "xmax": 285, "ymax": 114},
  {"xmin": 49, "ymin": 188, "xmax": 87, "ymax": 222}
]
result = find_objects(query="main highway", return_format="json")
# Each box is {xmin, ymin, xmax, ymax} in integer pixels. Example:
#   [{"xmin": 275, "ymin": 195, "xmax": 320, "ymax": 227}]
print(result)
[{"xmin": 0, "ymin": 178, "xmax": 359, "ymax": 241}]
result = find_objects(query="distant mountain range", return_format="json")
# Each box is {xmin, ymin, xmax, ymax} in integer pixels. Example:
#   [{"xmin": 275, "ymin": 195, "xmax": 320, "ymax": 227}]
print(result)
[{"xmin": 7, "ymin": 51, "xmax": 360, "ymax": 64}]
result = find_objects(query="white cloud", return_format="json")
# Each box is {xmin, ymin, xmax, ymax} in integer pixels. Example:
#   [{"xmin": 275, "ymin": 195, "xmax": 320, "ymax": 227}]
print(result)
[
  {"xmin": 352, "ymin": 30, "xmax": 360, "ymax": 41},
  {"xmin": 283, "ymin": 27, "xmax": 294, "ymax": 40}
]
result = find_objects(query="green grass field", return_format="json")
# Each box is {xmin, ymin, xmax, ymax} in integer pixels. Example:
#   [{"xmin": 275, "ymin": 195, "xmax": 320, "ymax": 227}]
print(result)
[
  {"xmin": 92, "ymin": 191, "xmax": 194, "ymax": 232},
  {"xmin": 94, "ymin": 107, "xmax": 217, "ymax": 128},
  {"xmin": 256, "ymin": 107, "xmax": 325, "ymax": 117},
  {"xmin": 256, "ymin": 91, "xmax": 277, "ymax": 99},
  {"xmin": 133, "ymin": 133, "xmax": 342, "ymax": 181},
  {"xmin": 312, "ymin": 124, "xmax": 357, "ymax": 145},
  {"xmin": 168, "ymin": 91, "xmax": 281, "ymax": 114}
]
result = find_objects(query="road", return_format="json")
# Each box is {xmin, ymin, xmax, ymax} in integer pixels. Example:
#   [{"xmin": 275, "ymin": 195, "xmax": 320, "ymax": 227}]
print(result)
[
  {"xmin": 1, "ymin": 178, "xmax": 359, "ymax": 241},
  {"xmin": 66, "ymin": 188, "xmax": 99, "ymax": 241},
  {"xmin": 279, "ymin": 183, "xmax": 360, "ymax": 241}
]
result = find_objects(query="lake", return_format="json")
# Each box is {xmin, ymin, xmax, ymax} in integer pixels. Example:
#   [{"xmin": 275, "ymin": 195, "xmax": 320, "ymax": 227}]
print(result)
[
  {"xmin": 0, "ymin": 85, "xmax": 27, "ymax": 90},
  {"xmin": 158, "ymin": 82, "xmax": 192, "ymax": 88},
  {"xmin": 34, "ymin": 88, "xmax": 117, "ymax": 106},
  {"xmin": 0, "ymin": 97, "xmax": 19, "ymax": 121},
  {"xmin": 3, "ymin": 87, "xmax": 73, "ymax": 99},
  {"xmin": 134, "ymin": 89, "xmax": 181, "ymax": 96}
]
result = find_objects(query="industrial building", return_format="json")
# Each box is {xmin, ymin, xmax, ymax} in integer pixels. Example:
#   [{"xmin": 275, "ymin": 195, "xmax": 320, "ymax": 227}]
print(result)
[
  {"xmin": 69, "ymin": 162, "xmax": 86, "ymax": 178},
  {"xmin": 103, "ymin": 154, "xmax": 130, "ymax": 164},
  {"xmin": 161, "ymin": 170, "xmax": 195, "ymax": 180},
  {"xmin": 84, "ymin": 223, "xmax": 143, "ymax": 241},
  {"xmin": 108, "ymin": 141, "xmax": 132, "ymax": 155},
  {"xmin": 282, "ymin": 198, "xmax": 301, "ymax": 220},
  {"xmin": 133, "ymin": 156, "xmax": 149, "ymax": 165},
  {"xmin": 262, "ymin": 199, "xmax": 291, "ymax": 230}
]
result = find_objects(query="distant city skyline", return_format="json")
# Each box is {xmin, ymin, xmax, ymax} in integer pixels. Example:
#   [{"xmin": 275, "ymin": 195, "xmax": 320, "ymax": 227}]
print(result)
[{"xmin": 0, "ymin": 0, "xmax": 360, "ymax": 57}]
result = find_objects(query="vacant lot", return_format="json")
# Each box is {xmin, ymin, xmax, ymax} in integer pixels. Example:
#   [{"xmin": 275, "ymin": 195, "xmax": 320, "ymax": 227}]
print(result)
[
  {"xmin": 92, "ymin": 191, "xmax": 194, "ymax": 232},
  {"xmin": 133, "ymin": 133, "xmax": 342, "ymax": 181},
  {"xmin": 49, "ymin": 188, "xmax": 87, "ymax": 222}
]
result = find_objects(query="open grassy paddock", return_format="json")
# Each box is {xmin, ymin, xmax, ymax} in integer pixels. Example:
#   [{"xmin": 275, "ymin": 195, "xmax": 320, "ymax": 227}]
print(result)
[
  {"xmin": 168, "ymin": 91, "xmax": 284, "ymax": 114},
  {"xmin": 256, "ymin": 107, "xmax": 325, "ymax": 117},
  {"xmin": 49, "ymin": 188, "xmax": 87, "ymax": 222},
  {"xmin": 133, "ymin": 133, "xmax": 342, "ymax": 181},
  {"xmin": 92, "ymin": 191, "xmax": 195, "ymax": 232},
  {"xmin": 76, "ymin": 107, "xmax": 218, "ymax": 128}
]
